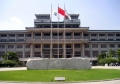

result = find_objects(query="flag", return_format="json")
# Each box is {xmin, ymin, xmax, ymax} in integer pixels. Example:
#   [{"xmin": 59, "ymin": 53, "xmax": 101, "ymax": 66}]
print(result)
[
  {"xmin": 52, "ymin": 9, "xmax": 59, "ymax": 19},
  {"xmin": 58, "ymin": 7, "xmax": 71, "ymax": 20},
  {"xmin": 65, "ymin": 10, "xmax": 71, "ymax": 20},
  {"xmin": 58, "ymin": 7, "xmax": 66, "ymax": 17}
]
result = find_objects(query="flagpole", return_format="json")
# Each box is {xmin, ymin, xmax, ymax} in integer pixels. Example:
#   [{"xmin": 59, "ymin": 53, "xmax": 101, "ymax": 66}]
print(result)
[
  {"xmin": 64, "ymin": 3, "xmax": 66, "ymax": 58},
  {"xmin": 58, "ymin": 4, "xmax": 59, "ymax": 58},
  {"xmin": 50, "ymin": 3, "xmax": 52, "ymax": 58}
]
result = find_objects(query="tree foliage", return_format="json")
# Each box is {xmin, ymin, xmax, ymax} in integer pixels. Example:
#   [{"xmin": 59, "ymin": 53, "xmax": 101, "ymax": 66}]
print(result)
[
  {"xmin": 2, "ymin": 60, "xmax": 16, "ymax": 67},
  {"xmin": 97, "ymin": 53, "xmax": 106, "ymax": 62},
  {"xmin": 3, "ymin": 52, "xmax": 19, "ymax": 62},
  {"xmin": 116, "ymin": 48, "xmax": 120, "ymax": 63},
  {"xmin": 99, "ymin": 58, "xmax": 118, "ymax": 65}
]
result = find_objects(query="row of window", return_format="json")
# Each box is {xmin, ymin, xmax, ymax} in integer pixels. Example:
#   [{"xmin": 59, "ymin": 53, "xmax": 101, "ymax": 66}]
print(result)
[
  {"xmin": 1, "ymin": 33, "xmax": 120, "ymax": 37},
  {"xmin": 0, "ymin": 44, "xmax": 120, "ymax": 49}
]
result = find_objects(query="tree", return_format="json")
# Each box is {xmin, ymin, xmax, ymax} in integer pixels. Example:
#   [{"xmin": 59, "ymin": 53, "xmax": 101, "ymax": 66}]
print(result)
[
  {"xmin": 108, "ymin": 49, "xmax": 115, "ymax": 58},
  {"xmin": 116, "ymin": 48, "xmax": 120, "ymax": 63},
  {"xmin": 97, "ymin": 53, "xmax": 106, "ymax": 62},
  {"xmin": 3, "ymin": 52, "xmax": 19, "ymax": 62}
]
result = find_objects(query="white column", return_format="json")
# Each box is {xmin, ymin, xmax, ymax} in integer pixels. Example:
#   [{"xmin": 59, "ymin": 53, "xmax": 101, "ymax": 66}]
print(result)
[
  {"xmin": 81, "ymin": 43, "xmax": 84, "ymax": 57},
  {"xmin": 114, "ymin": 33, "xmax": 116, "ymax": 40},
  {"xmin": 98, "ymin": 43, "xmax": 101, "ymax": 54},
  {"xmin": 72, "ymin": 43, "xmax": 74, "ymax": 57},
  {"xmin": 32, "ymin": 31, "xmax": 33, "ymax": 39},
  {"xmin": 41, "ymin": 43, "xmax": 43, "ymax": 58},
  {"xmin": 23, "ymin": 44, "xmax": 25, "ymax": 58},
  {"xmin": 90, "ymin": 43, "xmax": 92, "ymax": 57},
  {"xmin": 82, "ymin": 31, "xmax": 83, "ymax": 39},
  {"xmin": 30, "ymin": 43, "xmax": 33, "ymax": 57},
  {"xmin": 63, "ymin": 43, "xmax": 66, "ymax": 58}
]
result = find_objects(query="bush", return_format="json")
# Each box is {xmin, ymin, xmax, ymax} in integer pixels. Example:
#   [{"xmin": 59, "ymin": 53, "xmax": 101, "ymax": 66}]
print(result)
[
  {"xmin": 2, "ymin": 60, "xmax": 16, "ymax": 67},
  {"xmin": 99, "ymin": 58, "xmax": 118, "ymax": 65}
]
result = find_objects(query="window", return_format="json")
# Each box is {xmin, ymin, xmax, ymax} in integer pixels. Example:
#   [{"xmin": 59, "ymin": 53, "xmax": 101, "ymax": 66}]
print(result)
[
  {"xmin": 26, "ymin": 44, "xmax": 30, "ymax": 48},
  {"xmin": 108, "ymin": 39, "xmax": 113, "ymax": 40},
  {"xmin": 9, "ymin": 39, "xmax": 15, "ymax": 41},
  {"xmin": 25, "ymin": 52, "xmax": 30, "ymax": 58},
  {"xmin": 85, "ymin": 50, "xmax": 90, "ymax": 57},
  {"xmin": 116, "ymin": 39, "xmax": 120, "ymax": 41},
  {"xmin": 116, "ymin": 34, "xmax": 120, "ymax": 36},
  {"xmin": 8, "ymin": 45, "xmax": 14, "ymax": 49},
  {"xmin": 17, "ymin": 44, "xmax": 23, "ymax": 48},
  {"xmin": 66, "ymin": 33, "xmax": 72, "ymax": 36},
  {"xmin": 26, "ymin": 34, "xmax": 31, "ymax": 37},
  {"xmin": 44, "ymin": 33, "xmax": 50, "ymax": 36},
  {"xmin": 35, "ymin": 33, "xmax": 41, "ymax": 36},
  {"xmin": 9, "ymin": 34, "xmax": 15, "ymax": 37},
  {"xmin": 100, "ymin": 39, "xmax": 105, "ymax": 40},
  {"xmin": 0, "ymin": 45, "xmax": 5, "ymax": 48},
  {"xmin": 91, "ymin": 34, "xmax": 97, "ymax": 36},
  {"xmin": 101, "ymin": 44, "xmax": 107, "ymax": 48},
  {"xmin": 44, "ymin": 44, "xmax": 50, "ymax": 48},
  {"xmin": 109, "ymin": 44, "xmax": 115, "ymax": 48},
  {"xmin": 35, "ymin": 44, "xmax": 41, "ymax": 48},
  {"xmin": 74, "ymin": 44, "xmax": 80, "ymax": 48},
  {"xmin": 99, "ymin": 34, "xmax": 105, "ymax": 36},
  {"xmin": 74, "ymin": 33, "xmax": 80, "ymax": 36},
  {"xmin": 118, "ymin": 44, "xmax": 120, "ymax": 48},
  {"xmin": 108, "ymin": 34, "xmax": 113, "ymax": 36},
  {"xmin": 92, "ymin": 51, "xmax": 98, "ymax": 57},
  {"xmin": 84, "ymin": 34, "xmax": 88, "ymax": 36},
  {"xmin": 34, "ymin": 52, "xmax": 40, "ymax": 57},
  {"xmin": 85, "ymin": 44, "xmax": 89, "ymax": 48},
  {"xmin": 66, "ymin": 44, "xmax": 71, "ymax": 48},
  {"xmin": 18, "ymin": 39, "xmax": 24, "ymax": 41},
  {"xmin": 17, "ymin": 52, "xmax": 22, "ymax": 58},
  {"xmin": 1, "ymin": 39, "xmax": 6, "ymax": 41},
  {"xmin": 1, "ymin": 34, "xmax": 7, "ymax": 37},
  {"xmin": 18, "ymin": 34, "xmax": 24, "ymax": 37},
  {"xmin": 92, "ymin": 44, "xmax": 98, "ymax": 48},
  {"xmin": 53, "ymin": 44, "xmax": 62, "ymax": 48},
  {"xmin": 0, "ymin": 52, "xmax": 4, "ymax": 57}
]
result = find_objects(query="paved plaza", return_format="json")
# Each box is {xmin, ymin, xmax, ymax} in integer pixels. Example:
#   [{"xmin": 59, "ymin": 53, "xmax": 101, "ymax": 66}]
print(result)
[{"xmin": 0, "ymin": 66, "xmax": 120, "ymax": 84}]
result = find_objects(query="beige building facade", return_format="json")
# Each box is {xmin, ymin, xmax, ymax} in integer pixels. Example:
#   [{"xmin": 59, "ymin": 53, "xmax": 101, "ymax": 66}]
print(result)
[{"xmin": 0, "ymin": 14, "xmax": 120, "ymax": 65}]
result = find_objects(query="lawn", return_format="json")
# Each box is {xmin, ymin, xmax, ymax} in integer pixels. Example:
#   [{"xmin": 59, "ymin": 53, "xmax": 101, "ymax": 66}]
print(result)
[{"xmin": 0, "ymin": 69, "xmax": 120, "ymax": 82}]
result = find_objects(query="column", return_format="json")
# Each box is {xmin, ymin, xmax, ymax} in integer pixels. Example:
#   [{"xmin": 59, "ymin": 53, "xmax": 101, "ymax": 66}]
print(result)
[
  {"xmin": 30, "ymin": 43, "xmax": 33, "ymax": 57},
  {"xmin": 90, "ymin": 43, "xmax": 92, "ymax": 57},
  {"xmin": 23, "ymin": 44, "xmax": 25, "ymax": 58},
  {"xmin": 114, "ymin": 33, "xmax": 116, "ymax": 40},
  {"xmin": 98, "ymin": 43, "xmax": 101, "ymax": 54},
  {"xmin": 107, "ymin": 43, "xmax": 109, "ymax": 53},
  {"xmin": 41, "ymin": 43, "xmax": 43, "ymax": 58},
  {"xmin": 50, "ymin": 43, "xmax": 52, "ymax": 58},
  {"xmin": 72, "ymin": 43, "xmax": 74, "ymax": 57},
  {"xmin": 82, "ymin": 31, "xmax": 83, "ymax": 39},
  {"xmin": 14, "ymin": 44, "xmax": 16, "ymax": 52},
  {"xmin": 41, "ymin": 31, "xmax": 42, "ymax": 39},
  {"xmin": 72, "ymin": 31, "xmax": 74, "ymax": 39},
  {"xmin": 15, "ymin": 33, "xmax": 17, "ymax": 41},
  {"xmin": 7, "ymin": 34, "xmax": 9, "ymax": 41},
  {"xmin": 24, "ymin": 34, "xmax": 25, "ymax": 41},
  {"xmin": 97, "ymin": 33, "xmax": 99, "ymax": 40},
  {"xmin": 5, "ymin": 44, "xmax": 7, "ymax": 53},
  {"xmin": 32, "ymin": 31, "xmax": 34, "ymax": 39},
  {"xmin": 81, "ymin": 43, "xmax": 84, "ymax": 57}
]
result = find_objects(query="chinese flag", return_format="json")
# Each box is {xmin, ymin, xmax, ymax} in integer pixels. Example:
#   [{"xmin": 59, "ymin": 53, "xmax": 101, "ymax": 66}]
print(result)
[{"xmin": 58, "ymin": 7, "xmax": 66, "ymax": 16}]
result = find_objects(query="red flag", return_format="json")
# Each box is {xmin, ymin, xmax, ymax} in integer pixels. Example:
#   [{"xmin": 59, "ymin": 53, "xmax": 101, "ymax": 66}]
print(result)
[{"xmin": 58, "ymin": 7, "xmax": 66, "ymax": 17}]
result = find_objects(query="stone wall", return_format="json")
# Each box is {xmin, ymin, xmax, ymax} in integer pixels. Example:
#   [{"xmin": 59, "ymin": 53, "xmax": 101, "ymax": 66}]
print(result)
[{"xmin": 26, "ymin": 58, "xmax": 91, "ymax": 70}]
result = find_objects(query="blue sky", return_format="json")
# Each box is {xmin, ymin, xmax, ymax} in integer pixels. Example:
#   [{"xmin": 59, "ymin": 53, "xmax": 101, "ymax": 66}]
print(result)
[{"xmin": 0, "ymin": 0, "xmax": 120, "ymax": 30}]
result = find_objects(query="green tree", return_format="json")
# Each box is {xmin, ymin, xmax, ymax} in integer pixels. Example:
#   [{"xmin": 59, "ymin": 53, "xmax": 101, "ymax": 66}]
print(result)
[
  {"xmin": 2, "ymin": 60, "xmax": 16, "ymax": 67},
  {"xmin": 116, "ymin": 48, "xmax": 120, "ymax": 63},
  {"xmin": 97, "ymin": 53, "xmax": 106, "ymax": 62},
  {"xmin": 108, "ymin": 49, "xmax": 115, "ymax": 58},
  {"xmin": 3, "ymin": 52, "xmax": 19, "ymax": 62}
]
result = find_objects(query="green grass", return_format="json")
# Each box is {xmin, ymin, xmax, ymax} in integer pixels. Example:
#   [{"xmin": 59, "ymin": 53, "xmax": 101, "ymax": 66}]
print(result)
[{"xmin": 0, "ymin": 69, "xmax": 120, "ymax": 82}]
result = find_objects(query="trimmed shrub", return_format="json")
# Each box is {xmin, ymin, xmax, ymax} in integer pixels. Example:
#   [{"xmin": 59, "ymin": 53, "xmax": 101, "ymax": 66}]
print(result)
[
  {"xmin": 99, "ymin": 58, "xmax": 118, "ymax": 65},
  {"xmin": 2, "ymin": 60, "xmax": 16, "ymax": 67}
]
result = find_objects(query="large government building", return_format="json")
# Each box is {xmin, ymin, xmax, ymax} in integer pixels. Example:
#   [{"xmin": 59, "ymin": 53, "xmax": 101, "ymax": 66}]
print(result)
[{"xmin": 0, "ymin": 14, "xmax": 120, "ymax": 65}]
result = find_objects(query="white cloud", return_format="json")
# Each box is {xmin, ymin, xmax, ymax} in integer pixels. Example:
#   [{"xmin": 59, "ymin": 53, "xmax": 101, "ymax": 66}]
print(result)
[{"xmin": 0, "ymin": 17, "xmax": 25, "ymax": 30}]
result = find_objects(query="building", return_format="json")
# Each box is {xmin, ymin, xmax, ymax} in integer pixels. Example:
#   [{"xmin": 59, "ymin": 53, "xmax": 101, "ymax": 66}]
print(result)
[{"xmin": 0, "ymin": 14, "xmax": 120, "ymax": 65}]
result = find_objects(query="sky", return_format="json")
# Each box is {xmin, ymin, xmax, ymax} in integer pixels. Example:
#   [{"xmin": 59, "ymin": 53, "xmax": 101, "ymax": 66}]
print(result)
[{"xmin": 0, "ymin": 0, "xmax": 120, "ymax": 30}]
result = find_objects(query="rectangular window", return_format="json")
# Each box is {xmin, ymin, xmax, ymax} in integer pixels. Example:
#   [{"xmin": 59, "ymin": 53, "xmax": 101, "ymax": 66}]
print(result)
[
  {"xmin": 85, "ymin": 44, "xmax": 89, "ymax": 48},
  {"xmin": 109, "ymin": 44, "xmax": 115, "ymax": 48},
  {"xmin": 92, "ymin": 44, "xmax": 98, "ymax": 48},
  {"xmin": 17, "ymin": 44, "xmax": 23, "ymax": 48},
  {"xmin": 116, "ymin": 34, "xmax": 120, "ymax": 36},
  {"xmin": 9, "ymin": 34, "xmax": 15, "ymax": 37},
  {"xmin": 26, "ymin": 34, "xmax": 31, "ymax": 37},
  {"xmin": 26, "ymin": 44, "xmax": 30, "ymax": 48},
  {"xmin": 85, "ymin": 50, "xmax": 90, "ymax": 57},
  {"xmin": 18, "ymin": 34, "xmax": 24, "ymax": 37},
  {"xmin": 0, "ymin": 52, "xmax": 4, "ymax": 57},
  {"xmin": 35, "ymin": 33, "xmax": 41, "ymax": 36},
  {"xmin": 17, "ymin": 52, "xmax": 22, "ymax": 58},
  {"xmin": 84, "ymin": 34, "xmax": 88, "ymax": 36},
  {"xmin": 66, "ymin": 44, "xmax": 71, "ymax": 48},
  {"xmin": 101, "ymin": 44, "xmax": 107, "ymax": 48},
  {"xmin": 74, "ymin": 33, "xmax": 80, "ymax": 36},
  {"xmin": 118, "ymin": 44, "xmax": 120, "ymax": 48},
  {"xmin": 1, "ymin": 39, "xmax": 6, "ymax": 41},
  {"xmin": 18, "ymin": 39, "xmax": 24, "ymax": 41},
  {"xmin": 74, "ymin": 44, "xmax": 80, "ymax": 48},
  {"xmin": 9, "ymin": 39, "xmax": 15, "ymax": 41},
  {"xmin": 44, "ymin": 44, "xmax": 50, "ymax": 48},
  {"xmin": 99, "ymin": 34, "xmax": 105, "ymax": 36},
  {"xmin": 92, "ymin": 51, "xmax": 98, "ymax": 57},
  {"xmin": 35, "ymin": 44, "xmax": 41, "ymax": 48},
  {"xmin": 8, "ymin": 45, "xmax": 14, "ymax": 49},
  {"xmin": 25, "ymin": 52, "xmax": 30, "ymax": 58},
  {"xmin": 34, "ymin": 52, "xmax": 40, "ymax": 57},
  {"xmin": 91, "ymin": 34, "xmax": 97, "ymax": 36},
  {"xmin": 0, "ymin": 45, "xmax": 5, "ymax": 48},
  {"xmin": 108, "ymin": 34, "xmax": 113, "ymax": 36},
  {"xmin": 1, "ymin": 34, "xmax": 7, "ymax": 37}
]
